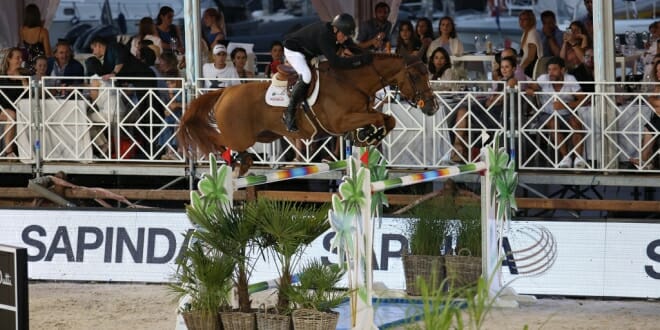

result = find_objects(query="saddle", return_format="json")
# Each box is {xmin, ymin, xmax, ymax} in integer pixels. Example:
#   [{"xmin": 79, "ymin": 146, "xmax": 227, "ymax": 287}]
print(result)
[{"xmin": 275, "ymin": 63, "xmax": 319, "ymax": 98}]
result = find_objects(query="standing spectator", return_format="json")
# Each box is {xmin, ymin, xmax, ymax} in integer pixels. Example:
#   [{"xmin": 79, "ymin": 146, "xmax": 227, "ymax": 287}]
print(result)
[
  {"xmin": 156, "ymin": 6, "xmax": 184, "ymax": 54},
  {"xmin": 519, "ymin": 10, "xmax": 543, "ymax": 78},
  {"xmin": 525, "ymin": 57, "xmax": 587, "ymax": 169},
  {"xmin": 46, "ymin": 40, "xmax": 85, "ymax": 87},
  {"xmin": 395, "ymin": 21, "xmax": 421, "ymax": 57},
  {"xmin": 633, "ymin": 60, "xmax": 660, "ymax": 170},
  {"xmin": 230, "ymin": 47, "xmax": 254, "ymax": 80},
  {"xmin": 264, "ymin": 41, "xmax": 284, "ymax": 78},
  {"xmin": 130, "ymin": 17, "xmax": 163, "ymax": 59},
  {"xmin": 415, "ymin": 17, "xmax": 434, "ymax": 62},
  {"xmin": 202, "ymin": 44, "xmax": 239, "ymax": 89},
  {"xmin": 202, "ymin": 8, "xmax": 226, "ymax": 51},
  {"xmin": 580, "ymin": 0, "xmax": 594, "ymax": 39},
  {"xmin": 540, "ymin": 11, "xmax": 563, "ymax": 57},
  {"xmin": 20, "ymin": 4, "xmax": 52, "ymax": 73},
  {"xmin": 357, "ymin": 2, "xmax": 392, "ymax": 51},
  {"xmin": 426, "ymin": 16, "xmax": 464, "ymax": 61},
  {"xmin": 0, "ymin": 48, "xmax": 29, "ymax": 158}
]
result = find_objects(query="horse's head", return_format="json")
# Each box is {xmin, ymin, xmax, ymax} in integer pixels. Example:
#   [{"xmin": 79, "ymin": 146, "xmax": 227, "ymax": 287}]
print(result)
[{"xmin": 395, "ymin": 54, "xmax": 439, "ymax": 116}]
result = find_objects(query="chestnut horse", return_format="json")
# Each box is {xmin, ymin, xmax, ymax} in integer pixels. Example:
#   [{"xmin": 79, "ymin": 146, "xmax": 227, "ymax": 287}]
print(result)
[{"xmin": 178, "ymin": 53, "xmax": 438, "ymax": 172}]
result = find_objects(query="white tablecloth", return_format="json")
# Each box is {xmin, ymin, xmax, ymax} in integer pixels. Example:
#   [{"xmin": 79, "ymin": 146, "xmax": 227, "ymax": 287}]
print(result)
[{"xmin": 16, "ymin": 98, "xmax": 93, "ymax": 161}]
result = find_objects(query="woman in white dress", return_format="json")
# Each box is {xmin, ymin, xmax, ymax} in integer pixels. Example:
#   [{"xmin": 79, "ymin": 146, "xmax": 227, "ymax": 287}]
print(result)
[{"xmin": 518, "ymin": 10, "xmax": 543, "ymax": 77}]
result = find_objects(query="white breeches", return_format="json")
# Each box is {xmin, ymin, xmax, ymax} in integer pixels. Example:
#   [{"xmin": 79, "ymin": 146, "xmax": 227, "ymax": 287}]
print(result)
[{"xmin": 284, "ymin": 48, "xmax": 311, "ymax": 83}]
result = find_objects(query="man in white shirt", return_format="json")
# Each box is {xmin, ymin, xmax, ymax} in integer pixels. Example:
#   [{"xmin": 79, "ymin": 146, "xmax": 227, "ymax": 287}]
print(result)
[
  {"xmin": 526, "ymin": 56, "xmax": 588, "ymax": 169},
  {"xmin": 202, "ymin": 44, "xmax": 239, "ymax": 89}
]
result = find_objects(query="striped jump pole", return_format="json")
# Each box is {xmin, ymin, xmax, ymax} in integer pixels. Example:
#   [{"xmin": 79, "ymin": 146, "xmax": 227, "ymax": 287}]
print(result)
[
  {"xmin": 234, "ymin": 159, "xmax": 347, "ymax": 189},
  {"xmin": 370, "ymin": 162, "xmax": 488, "ymax": 192}
]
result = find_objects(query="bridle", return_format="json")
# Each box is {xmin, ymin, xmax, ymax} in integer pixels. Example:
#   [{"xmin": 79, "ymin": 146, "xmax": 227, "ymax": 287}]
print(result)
[{"xmin": 370, "ymin": 55, "xmax": 430, "ymax": 109}]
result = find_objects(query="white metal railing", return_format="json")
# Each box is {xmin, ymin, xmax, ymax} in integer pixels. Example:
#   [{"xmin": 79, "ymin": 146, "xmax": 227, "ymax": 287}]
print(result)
[{"xmin": 1, "ymin": 77, "xmax": 658, "ymax": 174}]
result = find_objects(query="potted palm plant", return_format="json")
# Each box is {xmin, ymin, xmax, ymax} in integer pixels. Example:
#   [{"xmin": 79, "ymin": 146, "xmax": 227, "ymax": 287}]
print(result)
[
  {"xmin": 169, "ymin": 241, "xmax": 234, "ymax": 330},
  {"xmin": 251, "ymin": 199, "xmax": 330, "ymax": 330},
  {"xmin": 402, "ymin": 195, "xmax": 453, "ymax": 296},
  {"xmin": 445, "ymin": 205, "xmax": 482, "ymax": 289},
  {"xmin": 187, "ymin": 201, "xmax": 262, "ymax": 330},
  {"xmin": 287, "ymin": 259, "xmax": 349, "ymax": 330}
]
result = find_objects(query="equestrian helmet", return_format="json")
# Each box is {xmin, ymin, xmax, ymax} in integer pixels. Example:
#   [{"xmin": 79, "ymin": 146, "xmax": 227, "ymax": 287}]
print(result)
[{"xmin": 331, "ymin": 13, "xmax": 356, "ymax": 37}]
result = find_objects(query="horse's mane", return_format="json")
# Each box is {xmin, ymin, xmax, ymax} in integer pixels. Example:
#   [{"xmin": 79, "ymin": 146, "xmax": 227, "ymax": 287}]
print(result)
[
  {"xmin": 372, "ymin": 52, "xmax": 403, "ymax": 60},
  {"xmin": 372, "ymin": 52, "xmax": 421, "ymax": 65}
]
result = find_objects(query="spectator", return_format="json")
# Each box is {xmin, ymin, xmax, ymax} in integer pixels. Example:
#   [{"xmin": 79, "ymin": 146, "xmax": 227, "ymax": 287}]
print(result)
[
  {"xmin": 158, "ymin": 70, "xmax": 183, "ymax": 160},
  {"xmin": 415, "ymin": 17, "xmax": 434, "ymax": 62},
  {"xmin": 560, "ymin": 21, "xmax": 590, "ymax": 70},
  {"xmin": 202, "ymin": 44, "xmax": 239, "ymax": 89},
  {"xmin": 426, "ymin": 16, "xmax": 464, "ymax": 61},
  {"xmin": 156, "ymin": 6, "xmax": 184, "ymax": 54},
  {"xmin": 540, "ymin": 11, "xmax": 563, "ymax": 57},
  {"xmin": 32, "ymin": 55, "xmax": 48, "ymax": 80},
  {"xmin": 395, "ymin": 21, "xmax": 421, "ymax": 57},
  {"xmin": 525, "ymin": 57, "xmax": 588, "ymax": 169},
  {"xmin": 230, "ymin": 47, "xmax": 254, "ymax": 80},
  {"xmin": 357, "ymin": 2, "xmax": 392, "ymax": 51},
  {"xmin": 580, "ymin": 0, "xmax": 593, "ymax": 39},
  {"xmin": 130, "ymin": 17, "xmax": 163, "ymax": 59},
  {"xmin": 46, "ymin": 40, "xmax": 85, "ymax": 87},
  {"xmin": 519, "ymin": 10, "xmax": 543, "ymax": 78},
  {"xmin": 428, "ymin": 47, "xmax": 454, "ymax": 81},
  {"xmin": 264, "ymin": 41, "xmax": 284, "ymax": 78},
  {"xmin": 202, "ymin": 8, "xmax": 226, "ymax": 51},
  {"xmin": 20, "ymin": 3, "xmax": 52, "ymax": 73},
  {"xmin": 0, "ymin": 48, "xmax": 29, "ymax": 158},
  {"xmin": 569, "ymin": 48, "xmax": 595, "ymax": 93},
  {"xmin": 493, "ymin": 47, "xmax": 528, "ymax": 83},
  {"xmin": 85, "ymin": 37, "xmax": 155, "ymax": 83}
]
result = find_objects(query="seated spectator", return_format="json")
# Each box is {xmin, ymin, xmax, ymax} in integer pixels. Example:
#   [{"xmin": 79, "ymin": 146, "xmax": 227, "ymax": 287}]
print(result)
[
  {"xmin": 395, "ymin": 21, "xmax": 421, "ymax": 58},
  {"xmin": 519, "ymin": 10, "xmax": 543, "ymax": 78},
  {"xmin": 202, "ymin": 8, "xmax": 226, "ymax": 51},
  {"xmin": 202, "ymin": 44, "xmax": 239, "ymax": 89},
  {"xmin": 46, "ymin": 40, "xmax": 85, "ymax": 87},
  {"xmin": 428, "ymin": 47, "xmax": 455, "ymax": 86},
  {"xmin": 0, "ymin": 48, "xmax": 29, "ymax": 158},
  {"xmin": 130, "ymin": 17, "xmax": 163, "ymax": 59},
  {"xmin": 85, "ymin": 37, "xmax": 155, "ymax": 85},
  {"xmin": 264, "ymin": 41, "xmax": 283, "ymax": 78},
  {"xmin": 32, "ymin": 55, "xmax": 48, "ymax": 80},
  {"xmin": 525, "ymin": 57, "xmax": 588, "ymax": 169},
  {"xmin": 492, "ymin": 47, "xmax": 528, "ymax": 82},
  {"xmin": 426, "ymin": 16, "xmax": 464, "ymax": 61},
  {"xmin": 230, "ymin": 47, "xmax": 254, "ymax": 80},
  {"xmin": 357, "ymin": 2, "xmax": 392, "ymax": 51},
  {"xmin": 560, "ymin": 21, "xmax": 590, "ymax": 70},
  {"xmin": 540, "ymin": 10, "xmax": 563, "ymax": 57},
  {"xmin": 415, "ymin": 17, "xmax": 434, "ymax": 62},
  {"xmin": 569, "ymin": 48, "xmax": 595, "ymax": 93},
  {"xmin": 156, "ymin": 6, "xmax": 184, "ymax": 53},
  {"xmin": 158, "ymin": 70, "xmax": 183, "ymax": 160}
]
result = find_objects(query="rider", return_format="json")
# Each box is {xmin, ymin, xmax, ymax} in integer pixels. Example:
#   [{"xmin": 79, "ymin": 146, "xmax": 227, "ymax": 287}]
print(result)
[{"xmin": 282, "ymin": 13, "xmax": 373, "ymax": 132}]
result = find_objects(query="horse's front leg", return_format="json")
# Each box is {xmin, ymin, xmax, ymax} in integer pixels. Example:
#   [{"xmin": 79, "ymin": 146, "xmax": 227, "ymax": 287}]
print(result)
[{"xmin": 338, "ymin": 112, "xmax": 396, "ymax": 145}]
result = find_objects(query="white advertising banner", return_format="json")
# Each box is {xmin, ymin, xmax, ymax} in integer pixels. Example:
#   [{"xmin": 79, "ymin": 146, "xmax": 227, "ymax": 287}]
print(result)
[
  {"xmin": 0, "ymin": 209, "xmax": 658, "ymax": 298},
  {"xmin": 500, "ymin": 221, "xmax": 660, "ymax": 298}
]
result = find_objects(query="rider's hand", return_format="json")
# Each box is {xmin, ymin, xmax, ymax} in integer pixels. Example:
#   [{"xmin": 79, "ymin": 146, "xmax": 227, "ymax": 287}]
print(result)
[{"xmin": 341, "ymin": 48, "xmax": 354, "ymax": 57}]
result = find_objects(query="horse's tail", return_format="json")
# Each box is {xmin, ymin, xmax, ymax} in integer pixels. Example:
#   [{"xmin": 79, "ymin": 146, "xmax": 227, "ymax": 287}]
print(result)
[{"xmin": 178, "ymin": 89, "xmax": 226, "ymax": 157}]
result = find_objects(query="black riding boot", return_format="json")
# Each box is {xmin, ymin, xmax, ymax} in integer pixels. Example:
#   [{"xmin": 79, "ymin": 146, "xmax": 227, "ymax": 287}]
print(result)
[{"xmin": 283, "ymin": 79, "xmax": 309, "ymax": 132}]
